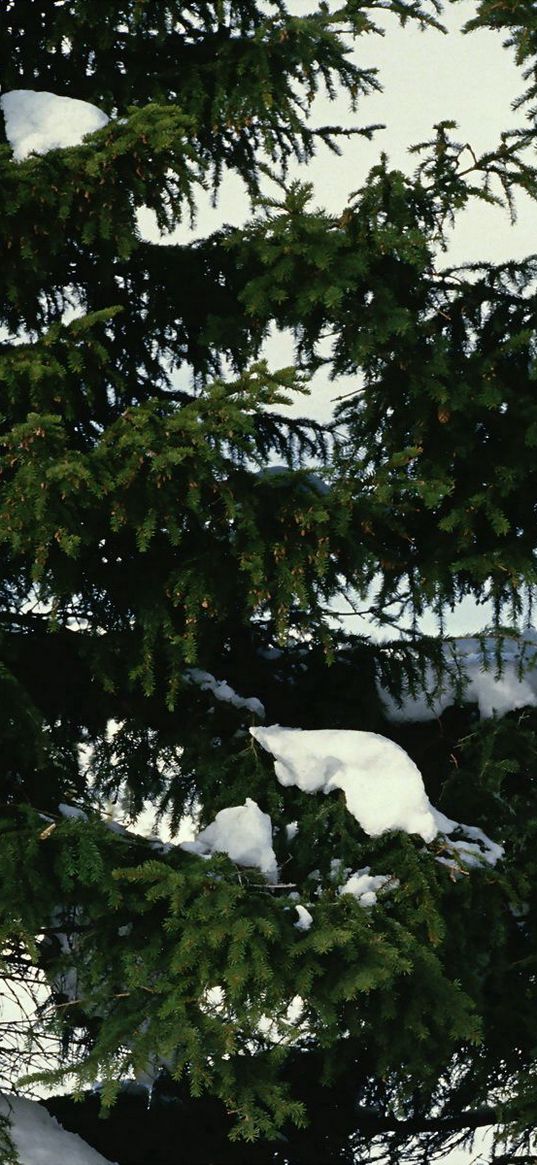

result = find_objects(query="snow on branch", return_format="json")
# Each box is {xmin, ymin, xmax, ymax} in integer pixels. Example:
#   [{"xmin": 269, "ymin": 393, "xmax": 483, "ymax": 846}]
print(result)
[
  {"xmin": 250, "ymin": 724, "xmax": 503, "ymax": 872},
  {"xmin": 184, "ymin": 668, "xmax": 265, "ymax": 718},
  {"xmin": 379, "ymin": 633, "xmax": 537, "ymax": 722},
  {"xmin": 339, "ymin": 868, "xmax": 395, "ymax": 907},
  {"xmin": 1, "ymin": 90, "xmax": 108, "ymax": 161},
  {"xmin": 251, "ymin": 725, "xmax": 438, "ymax": 841},
  {"xmin": 180, "ymin": 798, "xmax": 278, "ymax": 881}
]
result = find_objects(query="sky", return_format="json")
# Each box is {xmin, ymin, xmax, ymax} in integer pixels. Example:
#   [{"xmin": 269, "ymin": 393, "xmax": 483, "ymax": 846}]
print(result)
[
  {"xmin": 134, "ymin": 7, "xmax": 534, "ymax": 1161},
  {"xmin": 167, "ymin": 6, "xmax": 530, "ymax": 1160},
  {"xmin": 142, "ymin": 0, "xmax": 537, "ymax": 648},
  {"xmin": 138, "ymin": 0, "xmax": 535, "ymax": 440},
  {"xmin": 139, "ymin": 0, "xmax": 533, "ymax": 262}
]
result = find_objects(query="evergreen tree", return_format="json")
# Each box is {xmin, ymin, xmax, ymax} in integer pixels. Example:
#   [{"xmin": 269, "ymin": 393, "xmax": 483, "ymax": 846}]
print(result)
[{"xmin": 1, "ymin": 1, "xmax": 537, "ymax": 1162}]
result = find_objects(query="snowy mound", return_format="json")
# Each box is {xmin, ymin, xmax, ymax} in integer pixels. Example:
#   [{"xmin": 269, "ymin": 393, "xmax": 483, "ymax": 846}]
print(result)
[
  {"xmin": 250, "ymin": 726, "xmax": 437, "ymax": 842},
  {"xmin": 339, "ymin": 867, "xmax": 394, "ymax": 906},
  {"xmin": 0, "ymin": 1093, "xmax": 115, "ymax": 1164},
  {"xmin": 1, "ymin": 90, "xmax": 108, "ymax": 160},
  {"xmin": 181, "ymin": 797, "xmax": 278, "ymax": 880}
]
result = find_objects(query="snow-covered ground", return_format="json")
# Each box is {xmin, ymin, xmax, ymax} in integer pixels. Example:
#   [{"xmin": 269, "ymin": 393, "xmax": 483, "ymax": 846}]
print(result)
[{"xmin": 0, "ymin": 1093, "xmax": 115, "ymax": 1164}]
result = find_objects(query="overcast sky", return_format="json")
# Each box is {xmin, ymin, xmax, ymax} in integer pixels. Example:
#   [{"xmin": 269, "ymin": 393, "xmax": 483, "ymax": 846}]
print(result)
[
  {"xmin": 147, "ymin": 0, "xmax": 537, "ymax": 652},
  {"xmin": 317, "ymin": 6, "xmax": 528, "ymax": 1158},
  {"xmin": 140, "ymin": 0, "xmax": 533, "ymax": 260},
  {"xmin": 133, "ymin": 13, "xmax": 531, "ymax": 1153},
  {"xmin": 139, "ymin": 0, "xmax": 534, "ymax": 445}
]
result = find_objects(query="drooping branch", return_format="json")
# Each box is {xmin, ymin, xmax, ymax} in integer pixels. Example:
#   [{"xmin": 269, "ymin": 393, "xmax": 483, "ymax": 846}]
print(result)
[{"xmin": 353, "ymin": 1104, "xmax": 499, "ymax": 1136}]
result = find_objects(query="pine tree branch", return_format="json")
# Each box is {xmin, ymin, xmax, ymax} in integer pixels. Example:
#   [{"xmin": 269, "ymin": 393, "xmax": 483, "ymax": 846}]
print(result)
[{"xmin": 353, "ymin": 1105, "xmax": 500, "ymax": 1135}]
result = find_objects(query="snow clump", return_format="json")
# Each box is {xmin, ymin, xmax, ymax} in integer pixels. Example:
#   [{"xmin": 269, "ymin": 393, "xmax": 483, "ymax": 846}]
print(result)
[
  {"xmin": 1, "ymin": 90, "xmax": 109, "ymax": 160},
  {"xmin": 250, "ymin": 725, "xmax": 502, "ymax": 871},
  {"xmin": 59, "ymin": 803, "xmax": 88, "ymax": 821},
  {"xmin": 185, "ymin": 668, "xmax": 265, "ymax": 718},
  {"xmin": 294, "ymin": 905, "xmax": 313, "ymax": 931},
  {"xmin": 250, "ymin": 726, "xmax": 437, "ymax": 842},
  {"xmin": 432, "ymin": 808, "xmax": 504, "ymax": 869},
  {"xmin": 181, "ymin": 797, "xmax": 278, "ymax": 880},
  {"xmin": 339, "ymin": 867, "xmax": 395, "ymax": 907}
]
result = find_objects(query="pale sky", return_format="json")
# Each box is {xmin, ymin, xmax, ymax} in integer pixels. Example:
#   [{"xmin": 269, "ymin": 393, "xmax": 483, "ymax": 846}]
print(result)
[
  {"xmin": 63, "ymin": 12, "xmax": 537, "ymax": 1160},
  {"xmin": 163, "ymin": 15, "xmax": 529, "ymax": 1156},
  {"xmin": 140, "ymin": 0, "xmax": 532, "ymax": 260},
  {"xmin": 138, "ymin": 0, "xmax": 534, "ymax": 437}
]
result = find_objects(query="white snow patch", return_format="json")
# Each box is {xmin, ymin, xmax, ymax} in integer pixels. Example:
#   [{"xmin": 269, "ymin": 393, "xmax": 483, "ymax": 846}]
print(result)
[
  {"xmin": 294, "ymin": 905, "xmax": 313, "ymax": 931},
  {"xmin": 286, "ymin": 820, "xmax": 299, "ymax": 841},
  {"xmin": 58, "ymin": 803, "xmax": 88, "ymax": 821},
  {"xmin": 1, "ymin": 91, "xmax": 108, "ymax": 160},
  {"xmin": 250, "ymin": 726, "xmax": 437, "ymax": 841},
  {"xmin": 0, "ymin": 1093, "xmax": 115, "ymax": 1164},
  {"xmin": 432, "ymin": 808, "xmax": 504, "ymax": 869},
  {"xmin": 330, "ymin": 858, "xmax": 350, "ymax": 880},
  {"xmin": 256, "ymin": 995, "xmax": 306, "ymax": 1042},
  {"xmin": 338, "ymin": 867, "xmax": 394, "ymax": 907},
  {"xmin": 379, "ymin": 634, "xmax": 537, "ymax": 722},
  {"xmin": 181, "ymin": 797, "xmax": 278, "ymax": 880},
  {"xmin": 251, "ymin": 725, "xmax": 503, "ymax": 870},
  {"xmin": 185, "ymin": 668, "xmax": 265, "ymax": 718}
]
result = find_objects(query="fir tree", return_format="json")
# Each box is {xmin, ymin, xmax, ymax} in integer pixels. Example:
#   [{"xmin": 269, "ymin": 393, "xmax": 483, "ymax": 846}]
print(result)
[{"xmin": 1, "ymin": 2, "xmax": 537, "ymax": 1163}]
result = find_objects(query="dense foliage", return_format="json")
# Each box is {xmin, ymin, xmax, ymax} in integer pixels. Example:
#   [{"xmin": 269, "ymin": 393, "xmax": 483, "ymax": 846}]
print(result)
[{"xmin": 2, "ymin": 2, "xmax": 537, "ymax": 1162}]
